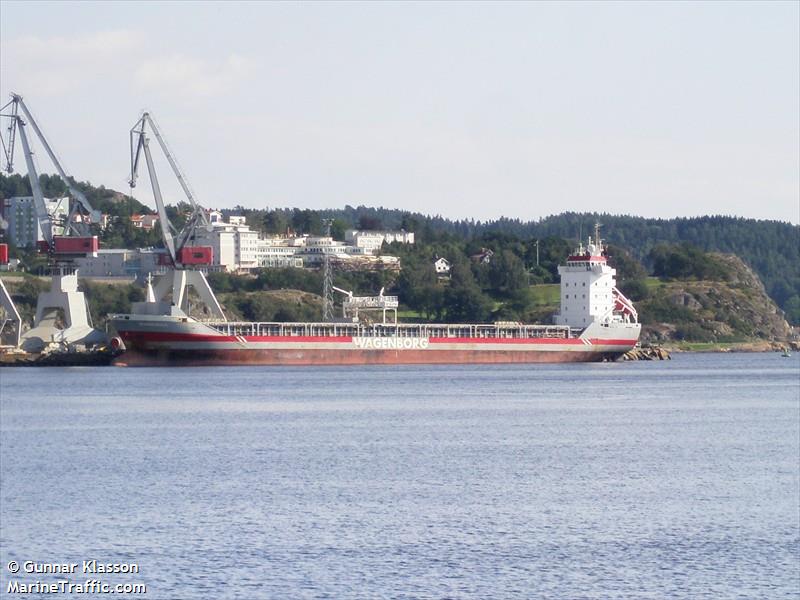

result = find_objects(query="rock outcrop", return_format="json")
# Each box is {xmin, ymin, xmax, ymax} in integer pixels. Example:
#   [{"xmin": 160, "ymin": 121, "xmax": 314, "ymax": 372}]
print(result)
[
  {"xmin": 623, "ymin": 346, "xmax": 671, "ymax": 361},
  {"xmin": 639, "ymin": 253, "xmax": 793, "ymax": 344}
]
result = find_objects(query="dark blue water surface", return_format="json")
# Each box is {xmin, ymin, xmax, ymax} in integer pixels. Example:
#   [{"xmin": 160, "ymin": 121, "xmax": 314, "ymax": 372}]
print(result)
[{"xmin": 1, "ymin": 353, "xmax": 798, "ymax": 599}]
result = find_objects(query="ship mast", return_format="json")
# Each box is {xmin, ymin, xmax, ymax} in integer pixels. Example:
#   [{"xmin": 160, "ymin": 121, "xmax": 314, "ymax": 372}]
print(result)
[{"xmin": 322, "ymin": 218, "xmax": 334, "ymax": 321}]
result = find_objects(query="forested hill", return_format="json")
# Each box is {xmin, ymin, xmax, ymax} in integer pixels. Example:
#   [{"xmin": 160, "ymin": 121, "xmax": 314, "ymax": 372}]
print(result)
[
  {"xmin": 316, "ymin": 207, "xmax": 797, "ymax": 283},
  {"xmin": 277, "ymin": 207, "xmax": 800, "ymax": 319},
  {"xmin": 485, "ymin": 213, "xmax": 799, "ymax": 316}
]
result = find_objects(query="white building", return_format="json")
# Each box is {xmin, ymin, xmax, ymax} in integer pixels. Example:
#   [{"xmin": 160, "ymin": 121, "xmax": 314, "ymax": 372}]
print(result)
[
  {"xmin": 434, "ymin": 257, "xmax": 451, "ymax": 275},
  {"xmin": 192, "ymin": 224, "xmax": 237, "ymax": 271},
  {"xmin": 2, "ymin": 196, "xmax": 68, "ymax": 248},
  {"xmin": 254, "ymin": 237, "xmax": 304, "ymax": 268},
  {"xmin": 190, "ymin": 219, "xmax": 263, "ymax": 271},
  {"xmin": 345, "ymin": 230, "xmax": 415, "ymax": 255},
  {"xmin": 174, "ymin": 217, "xmax": 404, "ymax": 272},
  {"xmin": 130, "ymin": 214, "xmax": 159, "ymax": 230},
  {"xmin": 235, "ymin": 227, "xmax": 259, "ymax": 269},
  {"xmin": 99, "ymin": 214, "xmax": 113, "ymax": 230},
  {"xmin": 74, "ymin": 248, "xmax": 166, "ymax": 277},
  {"xmin": 299, "ymin": 236, "xmax": 353, "ymax": 265}
]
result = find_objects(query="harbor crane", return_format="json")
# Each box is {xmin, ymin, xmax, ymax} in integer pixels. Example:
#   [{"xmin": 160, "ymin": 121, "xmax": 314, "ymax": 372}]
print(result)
[
  {"xmin": 127, "ymin": 111, "xmax": 224, "ymax": 319},
  {"xmin": 1, "ymin": 93, "xmax": 101, "ymax": 256},
  {"xmin": 129, "ymin": 112, "xmax": 212, "ymax": 269},
  {"xmin": 0, "ymin": 93, "xmax": 106, "ymax": 351}
]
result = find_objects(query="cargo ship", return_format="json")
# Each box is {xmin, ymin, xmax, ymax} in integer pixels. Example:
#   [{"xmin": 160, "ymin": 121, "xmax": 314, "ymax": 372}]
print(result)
[{"xmin": 109, "ymin": 231, "xmax": 640, "ymax": 366}]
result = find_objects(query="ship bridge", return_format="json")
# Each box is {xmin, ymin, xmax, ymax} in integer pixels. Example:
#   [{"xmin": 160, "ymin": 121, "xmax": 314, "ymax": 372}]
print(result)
[{"xmin": 554, "ymin": 225, "xmax": 638, "ymax": 329}]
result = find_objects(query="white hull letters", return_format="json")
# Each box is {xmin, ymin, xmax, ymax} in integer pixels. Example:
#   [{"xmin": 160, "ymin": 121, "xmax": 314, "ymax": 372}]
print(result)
[{"xmin": 353, "ymin": 337, "xmax": 430, "ymax": 350}]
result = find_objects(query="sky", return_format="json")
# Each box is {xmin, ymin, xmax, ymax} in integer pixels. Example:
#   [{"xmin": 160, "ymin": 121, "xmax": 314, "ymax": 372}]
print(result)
[{"xmin": 0, "ymin": 1, "xmax": 798, "ymax": 224}]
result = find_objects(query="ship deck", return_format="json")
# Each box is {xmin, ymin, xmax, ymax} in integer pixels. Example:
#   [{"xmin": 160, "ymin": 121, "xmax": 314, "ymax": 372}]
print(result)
[{"xmin": 204, "ymin": 321, "xmax": 577, "ymax": 340}]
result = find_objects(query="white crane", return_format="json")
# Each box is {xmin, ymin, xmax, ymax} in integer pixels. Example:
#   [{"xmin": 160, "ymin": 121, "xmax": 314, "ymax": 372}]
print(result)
[
  {"xmin": 129, "ymin": 112, "xmax": 211, "ymax": 268},
  {"xmin": 1, "ymin": 93, "xmax": 101, "ymax": 251},
  {"xmin": 127, "ymin": 111, "xmax": 224, "ymax": 320},
  {"xmin": 0, "ymin": 93, "xmax": 105, "ymax": 351}
]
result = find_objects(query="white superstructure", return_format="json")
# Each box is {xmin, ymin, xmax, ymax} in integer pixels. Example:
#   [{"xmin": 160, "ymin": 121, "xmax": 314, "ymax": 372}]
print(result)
[{"xmin": 555, "ymin": 226, "xmax": 638, "ymax": 329}]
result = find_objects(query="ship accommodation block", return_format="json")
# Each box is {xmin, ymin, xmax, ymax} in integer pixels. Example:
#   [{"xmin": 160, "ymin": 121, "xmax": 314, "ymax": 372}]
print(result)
[{"xmin": 555, "ymin": 244, "xmax": 617, "ymax": 329}]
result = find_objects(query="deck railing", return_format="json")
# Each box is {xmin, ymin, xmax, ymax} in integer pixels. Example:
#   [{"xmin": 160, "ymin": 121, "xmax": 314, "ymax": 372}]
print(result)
[{"xmin": 207, "ymin": 321, "xmax": 572, "ymax": 340}]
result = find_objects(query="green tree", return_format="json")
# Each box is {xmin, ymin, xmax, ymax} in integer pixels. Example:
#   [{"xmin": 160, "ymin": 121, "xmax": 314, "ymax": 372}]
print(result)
[
  {"xmin": 783, "ymin": 295, "xmax": 800, "ymax": 325},
  {"xmin": 357, "ymin": 214, "xmax": 382, "ymax": 230},
  {"xmin": 262, "ymin": 210, "xmax": 289, "ymax": 234},
  {"xmin": 487, "ymin": 250, "xmax": 528, "ymax": 296},
  {"xmin": 329, "ymin": 218, "xmax": 348, "ymax": 241},
  {"xmin": 291, "ymin": 209, "xmax": 322, "ymax": 234},
  {"xmin": 443, "ymin": 259, "xmax": 492, "ymax": 322}
]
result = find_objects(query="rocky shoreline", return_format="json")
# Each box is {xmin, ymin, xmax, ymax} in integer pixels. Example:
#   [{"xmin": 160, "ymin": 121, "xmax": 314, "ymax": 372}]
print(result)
[
  {"xmin": 623, "ymin": 340, "xmax": 799, "ymax": 360},
  {"xmin": 623, "ymin": 346, "xmax": 671, "ymax": 361}
]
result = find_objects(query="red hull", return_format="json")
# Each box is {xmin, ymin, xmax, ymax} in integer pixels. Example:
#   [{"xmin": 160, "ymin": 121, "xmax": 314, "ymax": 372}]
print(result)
[{"xmin": 114, "ymin": 347, "xmax": 617, "ymax": 367}]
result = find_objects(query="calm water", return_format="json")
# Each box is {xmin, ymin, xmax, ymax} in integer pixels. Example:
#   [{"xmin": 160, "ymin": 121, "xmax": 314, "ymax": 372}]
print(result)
[{"xmin": 0, "ymin": 353, "xmax": 798, "ymax": 599}]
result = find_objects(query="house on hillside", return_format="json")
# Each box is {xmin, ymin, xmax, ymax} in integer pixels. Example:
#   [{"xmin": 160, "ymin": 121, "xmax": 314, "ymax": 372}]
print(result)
[
  {"xmin": 434, "ymin": 257, "xmax": 451, "ymax": 276},
  {"xmin": 99, "ymin": 214, "xmax": 113, "ymax": 230},
  {"xmin": 207, "ymin": 209, "xmax": 224, "ymax": 224},
  {"xmin": 130, "ymin": 214, "xmax": 159, "ymax": 230},
  {"xmin": 470, "ymin": 248, "xmax": 494, "ymax": 264}
]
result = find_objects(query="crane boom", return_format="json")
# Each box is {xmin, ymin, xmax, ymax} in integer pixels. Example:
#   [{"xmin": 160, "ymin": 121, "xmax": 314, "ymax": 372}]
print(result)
[
  {"xmin": 14, "ymin": 119, "xmax": 53, "ymax": 245},
  {"xmin": 10, "ymin": 94, "xmax": 101, "ymax": 230},
  {"xmin": 129, "ymin": 113, "xmax": 208, "ymax": 223},
  {"xmin": 141, "ymin": 136, "xmax": 177, "ymax": 261},
  {"xmin": 144, "ymin": 114, "xmax": 206, "ymax": 223}
]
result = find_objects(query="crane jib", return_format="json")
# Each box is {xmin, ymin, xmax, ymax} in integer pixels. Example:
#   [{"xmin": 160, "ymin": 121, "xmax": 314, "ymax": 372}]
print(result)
[
  {"xmin": 128, "ymin": 111, "xmax": 213, "ymax": 268},
  {"xmin": 0, "ymin": 93, "xmax": 100, "ymax": 252}
]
